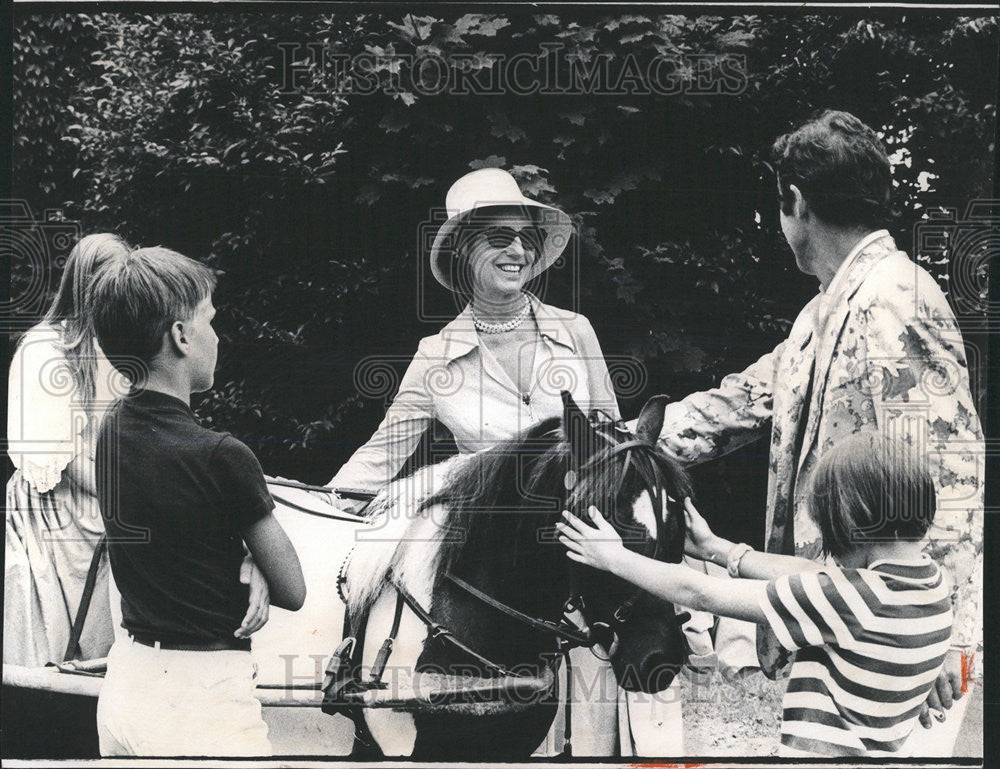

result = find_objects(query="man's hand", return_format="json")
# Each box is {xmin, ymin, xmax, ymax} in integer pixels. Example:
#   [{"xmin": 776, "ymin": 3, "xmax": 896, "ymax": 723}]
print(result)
[
  {"xmin": 557, "ymin": 506, "xmax": 627, "ymax": 574},
  {"xmin": 918, "ymin": 649, "xmax": 964, "ymax": 728},
  {"xmin": 235, "ymin": 554, "xmax": 270, "ymax": 638},
  {"xmin": 682, "ymin": 497, "xmax": 725, "ymax": 563}
]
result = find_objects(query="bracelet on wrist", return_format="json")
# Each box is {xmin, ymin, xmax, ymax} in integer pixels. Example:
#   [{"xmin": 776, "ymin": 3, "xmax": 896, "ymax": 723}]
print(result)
[{"xmin": 726, "ymin": 542, "xmax": 754, "ymax": 578}]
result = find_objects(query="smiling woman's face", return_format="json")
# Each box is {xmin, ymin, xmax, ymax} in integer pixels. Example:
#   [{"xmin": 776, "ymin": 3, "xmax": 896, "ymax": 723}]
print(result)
[{"xmin": 461, "ymin": 217, "xmax": 542, "ymax": 303}]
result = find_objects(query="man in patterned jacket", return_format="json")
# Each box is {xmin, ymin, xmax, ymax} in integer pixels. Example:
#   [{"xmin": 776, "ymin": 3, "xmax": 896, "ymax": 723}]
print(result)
[{"xmin": 655, "ymin": 110, "xmax": 983, "ymax": 734}]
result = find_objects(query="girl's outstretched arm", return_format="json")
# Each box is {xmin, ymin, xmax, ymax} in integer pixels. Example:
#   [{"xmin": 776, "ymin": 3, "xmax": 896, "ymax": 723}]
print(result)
[
  {"xmin": 682, "ymin": 498, "xmax": 824, "ymax": 580},
  {"xmin": 558, "ymin": 506, "xmax": 768, "ymax": 624}
]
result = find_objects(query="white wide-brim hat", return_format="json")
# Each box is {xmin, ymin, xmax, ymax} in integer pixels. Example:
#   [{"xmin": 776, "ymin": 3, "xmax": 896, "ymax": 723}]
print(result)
[{"xmin": 430, "ymin": 168, "xmax": 573, "ymax": 292}]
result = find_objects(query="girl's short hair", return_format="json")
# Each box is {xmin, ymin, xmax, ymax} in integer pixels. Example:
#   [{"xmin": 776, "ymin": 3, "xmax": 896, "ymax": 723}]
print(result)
[
  {"xmin": 805, "ymin": 431, "xmax": 936, "ymax": 559},
  {"xmin": 89, "ymin": 246, "xmax": 217, "ymax": 375}
]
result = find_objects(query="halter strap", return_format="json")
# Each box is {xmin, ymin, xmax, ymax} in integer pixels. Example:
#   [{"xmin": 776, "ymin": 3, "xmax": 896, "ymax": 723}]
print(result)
[{"xmin": 444, "ymin": 572, "xmax": 594, "ymax": 648}]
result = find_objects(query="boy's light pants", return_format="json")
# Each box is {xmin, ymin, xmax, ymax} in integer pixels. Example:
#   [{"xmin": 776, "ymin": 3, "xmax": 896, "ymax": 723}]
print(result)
[{"xmin": 97, "ymin": 636, "xmax": 272, "ymax": 756}]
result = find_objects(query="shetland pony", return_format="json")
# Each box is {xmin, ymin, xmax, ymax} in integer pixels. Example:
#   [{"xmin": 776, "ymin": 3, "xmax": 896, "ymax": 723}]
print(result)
[{"xmin": 340, "ymin": 392, "xmax": 693, "ymax": 759}]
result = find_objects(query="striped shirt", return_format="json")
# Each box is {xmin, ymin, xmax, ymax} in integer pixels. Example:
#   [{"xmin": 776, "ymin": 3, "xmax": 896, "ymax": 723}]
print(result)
[{"xmin": 758, "ymin": 555, "xmax": 953, "ymax": 757}]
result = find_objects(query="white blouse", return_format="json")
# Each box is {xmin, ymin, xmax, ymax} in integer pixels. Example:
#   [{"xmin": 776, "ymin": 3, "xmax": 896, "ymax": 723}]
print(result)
[
  {"xmin": 7, "ymin": 323, "xmax": 127, "ymax": 493},
  {"xmin": 331, "ymin": 295, "xmax": 621, "ymax": 496}
]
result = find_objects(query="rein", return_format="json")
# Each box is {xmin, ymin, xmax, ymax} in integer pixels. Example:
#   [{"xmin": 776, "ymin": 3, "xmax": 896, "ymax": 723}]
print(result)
[
  {"xmin": 262, "ymin": 477, "xmax": 373, "ymax": 524},
  {"xmin": 443, "ymin": 572, "xmax": 593, "ymax": 648}
]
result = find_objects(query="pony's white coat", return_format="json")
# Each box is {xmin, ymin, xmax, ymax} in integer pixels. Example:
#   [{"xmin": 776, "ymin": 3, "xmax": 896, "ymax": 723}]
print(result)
[
  {"xmin": 341, "ymin": 454, "xmax": 470, "ymax": 756},
  {"xmin": 628, "ymin": 490, "xmax": 672, "ymax": 539},
  {"xmin": 343, "ymin": 454, "xmax": 470, "ymax": 617}
]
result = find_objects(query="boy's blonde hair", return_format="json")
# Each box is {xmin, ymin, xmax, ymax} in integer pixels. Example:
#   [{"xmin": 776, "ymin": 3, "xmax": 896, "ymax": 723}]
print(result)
[
  {"xmin": 805, "ymin": 431, "xmax": 936, "ymax": 558},
  {"xmin": 89, "ymin": 247, "xmax": 217, "ymax": 375}
]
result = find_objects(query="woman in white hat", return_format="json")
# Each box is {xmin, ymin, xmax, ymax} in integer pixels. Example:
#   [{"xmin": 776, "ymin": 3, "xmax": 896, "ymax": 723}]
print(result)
[
  {"xmin": 330, "ymin": 168, "xmax": 619, "ymax": 498},
  {"xmin": 328, "ymin": 168, "xmax": 621, "ymax": 755}
]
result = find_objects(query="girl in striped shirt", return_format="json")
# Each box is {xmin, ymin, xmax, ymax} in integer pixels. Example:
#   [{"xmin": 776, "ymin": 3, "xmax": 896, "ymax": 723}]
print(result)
[{"xmin": 558, "ymin": 431, "xmax": 954, "ymax": 757}]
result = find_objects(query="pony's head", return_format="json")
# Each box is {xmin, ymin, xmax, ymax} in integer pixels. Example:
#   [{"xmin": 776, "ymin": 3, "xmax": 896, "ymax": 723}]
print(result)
[
  {"xmin": 423, "ymin": 391, "xmax": 691, "ymax": 695},
  {"xmin": 559, "ymin": 391, "xmax": 691, "ymax": 693}
]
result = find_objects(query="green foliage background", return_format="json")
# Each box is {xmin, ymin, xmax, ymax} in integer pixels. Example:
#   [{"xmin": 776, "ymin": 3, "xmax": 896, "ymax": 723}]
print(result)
[{"xmin": 11, "ymin": 11, "xmax": 996, "ymax": 538}]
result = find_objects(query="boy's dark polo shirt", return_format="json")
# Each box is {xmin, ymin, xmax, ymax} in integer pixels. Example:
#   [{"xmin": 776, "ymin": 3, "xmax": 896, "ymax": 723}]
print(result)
[{"xmin": 97, "ymin": 389, "xmax": 273, "ymax": 645}]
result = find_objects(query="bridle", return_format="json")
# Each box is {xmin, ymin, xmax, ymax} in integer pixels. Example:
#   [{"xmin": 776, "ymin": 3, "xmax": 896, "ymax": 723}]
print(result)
[{"xmin": 560, "ymin": 411, "xmax": 683, "ymax": 658}]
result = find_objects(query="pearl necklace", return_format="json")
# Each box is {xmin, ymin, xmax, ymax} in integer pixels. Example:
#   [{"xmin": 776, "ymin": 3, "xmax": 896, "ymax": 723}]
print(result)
[{"xmin": 472, "ymin": 296, "xmax": 532, "ymax": 334}]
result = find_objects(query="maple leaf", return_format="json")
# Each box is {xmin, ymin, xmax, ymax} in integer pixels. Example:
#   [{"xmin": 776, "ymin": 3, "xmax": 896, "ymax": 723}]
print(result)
[
  {"xmin": 387, "ymin": 15, "xmax": 436, "ymax": 43},
  {"xmin": 378, "ymin": 111, "xmax": 408, "ymax": 133},
  {"xmin": 606, "ymin": 15, "xmax": 651, "ymax": 32},
  {"xmin": 488, "ymin": 112, "xmax": 526, "ymax": 142},
  {"xmin": 469, "ymin": 155, "xmax": 506, "ymax": 170},
  {"xmin": 584, "ymin": 188, "xmax": 615, "ymax": 205},
  {"xmin": 560, "ymin": 111, "xmax": 587, "ymax": 126},
  {"xmin": 620, "ymin": 31, "xmax": 655, "ymax": 45},
  {"xmin": 716, "ymin": 30, "xmax": 755, "ymax": 49},
  {"xmin": 455, "ymin": 14, "xmax": 511, "ymax": 39},
  {"xmin": 532, "ymin": 14, "xmax": 560, "ymax": 27},
  {"xmin": 355, "ymin": 184, "xmax": 380, "ymax": 205},
  {"xmin": 510, "ymin": 165, "xmax": 556, "ymax": 197}
]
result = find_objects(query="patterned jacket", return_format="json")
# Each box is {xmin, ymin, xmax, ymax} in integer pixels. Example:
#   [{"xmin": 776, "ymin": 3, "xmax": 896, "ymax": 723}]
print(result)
[{"xmin": 657, "ymin": 231, "xmax": 983, "ymax": 664}]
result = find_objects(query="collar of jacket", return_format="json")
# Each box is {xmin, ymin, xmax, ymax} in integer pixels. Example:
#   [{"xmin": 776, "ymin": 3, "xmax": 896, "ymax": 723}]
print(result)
[
  {"xmin": 429, "ymin": 292, "xmax": 578, "ymax": 364},
  {"xmin": 795, "ymin": 231, "xmax": 900, "ymax": 474},
  {"xmin": 821, "ymin": 229, "xmax": 893, "ymax": 312}
]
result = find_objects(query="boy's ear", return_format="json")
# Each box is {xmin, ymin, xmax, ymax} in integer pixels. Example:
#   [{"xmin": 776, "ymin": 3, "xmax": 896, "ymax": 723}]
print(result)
[{"xmin": 167, "ymin": 320, "xmax": 187, "ymax": 355}]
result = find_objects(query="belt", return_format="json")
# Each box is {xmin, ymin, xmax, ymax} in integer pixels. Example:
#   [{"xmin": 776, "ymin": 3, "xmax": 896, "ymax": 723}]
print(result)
[{"xmin": 129, "ymin": 633, "xmax": 251, "ymax": 652}]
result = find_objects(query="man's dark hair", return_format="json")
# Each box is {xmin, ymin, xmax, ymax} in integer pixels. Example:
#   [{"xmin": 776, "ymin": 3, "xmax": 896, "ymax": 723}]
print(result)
[{"xmin": 772, "ymin": 110, "xmax": 892, "ymax": 230}]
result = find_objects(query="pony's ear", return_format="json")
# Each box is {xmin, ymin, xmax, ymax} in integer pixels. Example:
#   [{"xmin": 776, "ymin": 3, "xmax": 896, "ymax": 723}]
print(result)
[
  {"xmin": 562, "ymin": 390, "xmax": 599, "ymax": 466},
  {"xmin": 635, "ymin": 394, "xmax": 670, "ymax": 443}
]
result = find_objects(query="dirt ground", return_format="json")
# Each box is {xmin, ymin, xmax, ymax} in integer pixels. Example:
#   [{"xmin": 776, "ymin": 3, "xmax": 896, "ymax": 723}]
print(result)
[
  {"xmin": 679, "ymin": 665, "xmax": 784, "ymax": 756},
  {"xmin": 677, "ymin": 664, "xmax": 984, "ymax": 758}
]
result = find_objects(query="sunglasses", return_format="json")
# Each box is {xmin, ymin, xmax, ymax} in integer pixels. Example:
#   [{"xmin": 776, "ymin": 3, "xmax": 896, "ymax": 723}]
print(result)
[{"xmin": 463, "ymin": 225, "xmax": 546, "ymax": 253}]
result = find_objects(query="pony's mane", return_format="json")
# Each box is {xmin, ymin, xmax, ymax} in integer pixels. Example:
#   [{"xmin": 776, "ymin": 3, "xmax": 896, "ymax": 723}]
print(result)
[
  {"xmin": 343, "ymin": 453, "xmax": 472, "ymax": 617},
  {"xmin": 426, "ymin": 418, "xmax": 567, "ymax": 577}
]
